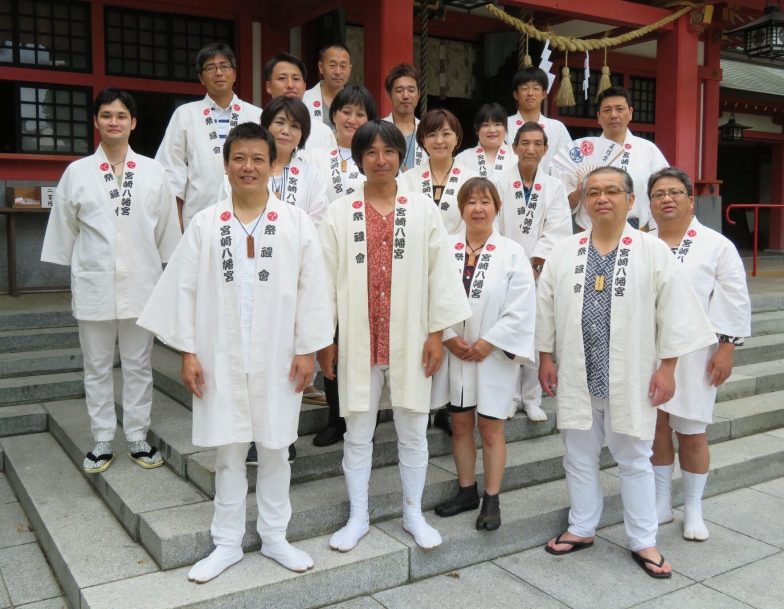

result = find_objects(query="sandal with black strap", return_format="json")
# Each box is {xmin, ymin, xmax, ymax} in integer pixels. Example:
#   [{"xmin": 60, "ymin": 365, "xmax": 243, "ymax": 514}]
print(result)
[
  {"xmin": 128, "ymin": 440, "xmax": 164, "ymax": 469},
  {"xmin": 544, "ymin": 533, "xmax": 594, "ymax": 555},
  {"xmin": 83, "ymin": 441, "xmax": 114, "ymax": 474}
]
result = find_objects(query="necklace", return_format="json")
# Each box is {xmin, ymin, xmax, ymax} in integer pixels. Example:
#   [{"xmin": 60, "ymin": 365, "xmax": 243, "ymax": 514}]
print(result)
[
  {"xmin": 431, "ymin": 161, "xmax": 453, "ymax": 204},
  {"xmin": 338, "ymin": 147, "xmax": 352, "ymax": 173},
  {"xmin": 234, "ymin": 209, "xmax": 265, "ymax": 258},
  {"xmin": 270, "ymin": 166, "xmax": 289, "ymax": 199},
  {"xmin": 466, "ymin": 239, "xmax": 486, "ymax": 262}
]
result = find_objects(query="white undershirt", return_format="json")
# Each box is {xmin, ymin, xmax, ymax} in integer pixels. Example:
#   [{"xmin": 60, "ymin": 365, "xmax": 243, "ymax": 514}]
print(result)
[{"xmin": 235, "ymin": 216, "xmax": 260, "ymax": 372}]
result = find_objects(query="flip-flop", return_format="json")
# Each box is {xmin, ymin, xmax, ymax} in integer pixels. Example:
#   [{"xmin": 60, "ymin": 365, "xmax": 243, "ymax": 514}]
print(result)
[
  {"xmin": 544, "ymin": 533, "xmax": 594, "ymax": 555},
  {"xmin": 128, "ymin": 445, "xmax": 164, "ymax": 469},
  {"xmin": 83, "ymin": 451, "xmax": 114, "ymax": 474},
  {"xmin": 631, "ymin": 550, "xmax": 672, "ymax": 579}
]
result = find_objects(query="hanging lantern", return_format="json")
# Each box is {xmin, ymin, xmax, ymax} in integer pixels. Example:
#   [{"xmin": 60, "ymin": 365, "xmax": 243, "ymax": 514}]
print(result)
[
  {"xmin": 719, "ymin": 113, "xmax": 752, "ymax": 141},
  {"xmin": 726, "ymin": 4, "xmax": 784, "ymax": 60}
]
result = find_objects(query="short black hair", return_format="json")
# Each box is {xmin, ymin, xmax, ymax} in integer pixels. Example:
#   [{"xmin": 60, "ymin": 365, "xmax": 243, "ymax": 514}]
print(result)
[
  {"xmin": 384, "ymin": 63, "xmax": 419, "ymax": 94},
  {"xmin": 511, "ymin": 67, "xmax": 548, "ymax": 92},
  {"xmin": 351, "ymin": 120, "xmax": 406, "ymax": 174},
  {"xmin": 473, "ymin": 102, "xmax": 507, "ymax": 134},
  {"xmin": 263, "ymin": 52, "xmax": 307, "ymax": 83},
  {"xmin": 417, "ymin": 108, "xmax": 463, "ymax": 152},
  {"xmin": 195, "ymin": 43, "xmax": 236, "ymax": 76},
  {"xmin": 223, "ymin": 122, "xmax": 277, "ymax": 165},
  {"xmin": 648, "ymin": 167, "xmax": 694, "ymax": 198},
  {"xmin": 261, "ymin": 96, "xmax": 311, "ymax": 149},
  {"xmin": 513, "ymin": 121, "xmax": 548, "ymax": 147},
  {"xmin": 597, "ymin": 85, "xmax": 633, "ymax": 108},
  {"xmin": 319, "ymin": 43, "xmax": 351, "ymax": 61},
  {"xmin": 93, "ymin": 88, "xmax": 137, "ymax": 118},
  {"xmin": 329, "ymin": 85, "xmax": 378, "ymax": 123}
]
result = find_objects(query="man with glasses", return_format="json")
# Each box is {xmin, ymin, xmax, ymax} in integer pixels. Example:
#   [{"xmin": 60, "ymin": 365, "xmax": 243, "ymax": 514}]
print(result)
[
  {"xmin": 536, "ymin": 166, "xmax": 715, "ymax": 578},
  {"xmin": 157, "ymin": 43, "xmax": 262, "ymax": 229}
]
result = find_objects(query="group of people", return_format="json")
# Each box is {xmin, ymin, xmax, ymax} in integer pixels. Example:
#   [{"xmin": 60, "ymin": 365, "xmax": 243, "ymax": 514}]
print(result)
[{"xmin": 40, "ymin": 40, "xmax": 751, "ymax": 584}]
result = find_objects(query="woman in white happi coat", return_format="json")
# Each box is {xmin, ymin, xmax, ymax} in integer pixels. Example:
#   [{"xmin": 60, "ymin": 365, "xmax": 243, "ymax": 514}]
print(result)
[
  {"xmin": 400, "ymin": 108, "xmax": 479, "ymax": 235},
  {"xmin": 318, "ymin": 121, "xmax": 471, "ymax": 553},
  {"xmin": 41, "ymin": 88, "xmax": 180, "ymax": 475},
  {"xmin": 456, "ymin": 103, "xmax": 517, "ymax": 179},
  {"xmin": 433, "ymin": 178, "xmax": 536, "ymax": 530},
  {"xmin": 647, "ymin": 168, "xmax": 751, "ymax": 542},
  {"xmin": 312, "ymin": 85, "xmax": 376, "ymax": 203},
  {"xmin": 138, "ymin": 124, "xmax": 333, "ymax": 582}
]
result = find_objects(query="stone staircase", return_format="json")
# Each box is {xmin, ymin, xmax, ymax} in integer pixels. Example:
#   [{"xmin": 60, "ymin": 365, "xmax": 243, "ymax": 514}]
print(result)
[{"xmin": 1, "ymin": 290, "xmax": 784, "ymax": 609}]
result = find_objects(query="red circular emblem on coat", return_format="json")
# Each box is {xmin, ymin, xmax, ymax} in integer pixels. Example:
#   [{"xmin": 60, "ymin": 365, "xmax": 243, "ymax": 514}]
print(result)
[
  {"xmin": 477, "ymin": 147, "xmax": 484, "ymax": 153},
  {"xmin": 687, "ymin": 229, "xmax": 697, "ymax": 237},
  {"xmin": 352, "ymin": 200, "xmax": 363, "ymax": 209},
  {"xmin": 220, "ymin": 211, "xmax": 231, "ymax": 222},
  {"xmin": 486, "ymin": 244, "xmax": 496, "ymax": 251},
  {"xmin": 452, "ymin": 168, "xmax": 460, "ymax": 175},
  {"xmin": 422, "ymin": 171, "xmax": 430, "ymax": 179},
  {"xmin": 267, "ymin": 211, "xmax": 278, "ymax": 221},
  {"xmin": 100, "ymin": 163, "xmax": 109, "ymax": 172},
  {"xmin": 622, "ymin": 236, "xmax": 633, "ymax": 245},
  {"xmin": 290, "ymin": 166, "xmax": 299, "ymax": 175},
  {"xmin": 398, "ymin": 196, "xmax": 408, "ymax": 204},
  {"xmin": 314, "ymin": 101, "xmax": 321, "ymax": 108},
  {"xmin": 580, "ymin": 141, "xmax": 594, "ymax": 156},
  {"xmin": 516, "ymin": 119, "xmax": 523, "ymax": 126},
  {"xmin": 539, "ymin": 123, "xmax": 545, "ymax": 129},
  {"xmin": 455, "ymin": 243, "xmax": 464, "ymax": 250},
  {"xmin": 203, "ymin": 108, "xmax": 210, "ymax": 116},
  {"xmin": 534, "ymin": 183, "xmax": 542, "ymax": 191},
  {"xmin": 233, "ymin": 104, "xmax": 241, "ymax": 111},
  {"xmin": 331, "ymin": 149, "xmax": 338, "ymax": 156},
  {"xmin": 513, "ymin": 181, "xmax": 522, "ymax": 189},
  {"xmin": 126, "ymin": 161, "xmax": 136, "ymax": 169},
  {"xmin": 624, "ymin": 143, "xmax": 632, "ymax": 150},
  {"xmin": 579, "ymin": 237, "xmax": 588, "ymax": 245}
]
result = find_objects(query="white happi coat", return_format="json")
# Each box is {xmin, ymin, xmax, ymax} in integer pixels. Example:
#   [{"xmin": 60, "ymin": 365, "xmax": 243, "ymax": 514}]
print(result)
[
  {"xmin": 319, "ymin": 185, "xmax": 471, "ymax": 415},
  {"xmin": 302, "ymin": 82, "xmax": 330, "ymax": 127},
  {"xmin": 312, "ymin": 147, "xmax": 367, "ymax": 203},
  {"xmin": 442, "ymin": 230, "xmax": 537, "ymax": 419},
  {"xmin": 155, "ymin": 94, "xmax": 262, "ymax": 227},
  {"xmin": 41, "ymin": 145, "xmax": 180, "ymax": 321},
  {"xmin": 399, "ymin": 160, "xmax": 479, "ymax": 234},
  {"xmin": 137, "ymin": 196, "xmax": 332, "ymax": 448},
  {"xmin": 382, "ymin": 113, "xmax": 427, "ymax": 172},
  {"xmin": 455, "ymin": 145, "xmax": 516, "ymax": 179},
  {"xmin": 494, "ymin": 167, "xmax": 572, "ymax": 261},
  {"xmin": 652, "ymin": 218, "xmax": 751, "ymax": 423},
  {"xmin": 552, "ymin": 131, "xmax": 668, "ymax": 229},
  {"xmin": 258, "ymin": 107, "xmax": 335, "ymax": 158},
  {"xmin": 536, "ymin": 225, "xmax": 717, "ymax": 440},
  {"xmin": 506, "ymin": 112, "xmax": 571, "ymax": 175}
]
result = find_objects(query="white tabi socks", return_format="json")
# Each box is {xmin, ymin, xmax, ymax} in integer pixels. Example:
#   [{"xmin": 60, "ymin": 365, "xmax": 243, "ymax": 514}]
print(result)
[
  {"xmin": 261, "ymin": 539, "xmax": 314, "ymax": 572},
  {"xmin": 653, "ymin": 464, "xmax": 675, "ymax": 524},
  {"xmin": 682, "ymin": 470, "xmax": 710, "ymax": 541},
  {"xmin": 329, "ymin": 466, "xmax": 371, "ymax": 552},
  {"xmin": 187, "ymin": 545, "xmax": 243, "ymax": 583},
  {"xmin": 400, "ymin": 464, "xmax": 442, "ymax": 549},
  {"xmin": 523, "ymin": 403, "xmax": 548, "ymax": 422}
]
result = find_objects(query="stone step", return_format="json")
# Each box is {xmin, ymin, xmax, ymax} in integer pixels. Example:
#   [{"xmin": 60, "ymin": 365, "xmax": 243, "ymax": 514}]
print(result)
[
  {"xmin": 751, "ymin": 310, "xmax": 784, "ymax": 336},
  {"xmin": 0, "ymin": 326, "xmax": 80, "ymax": 353},
  {"xmin": 750, "ymin": 291, "xmax": 784, "ymax": 314},
  {"xmin": 713, "ymin": 390, "xmax": 784, "ymax": 439},
  {"xmin": 45, "ymin": 400, "xmax": 208, "ymax": 542},
  {"xmin": 1, "ymin": 432, "xmax": 159, "ymax": 609},
  {"xmin": 0, "ymin": 347, "xmax": 85, "ymax": 379},
  {"xmin": 716, "ymin": 358, "xmax": 784, "ymax": 402},
  {"xmin": 0, "ymin": 308, "xmax": 75, "ymax": 331},
  {"xmin": 733, "ymin": 332, "xmax": 784, "ymax": 366},
  {"xmin": 0, "ymin": 371, "xmax": 84, "ymax": 406},
  {"xmin": 0, "ymin": 403, "xmax": 47, "ymax": 437}
]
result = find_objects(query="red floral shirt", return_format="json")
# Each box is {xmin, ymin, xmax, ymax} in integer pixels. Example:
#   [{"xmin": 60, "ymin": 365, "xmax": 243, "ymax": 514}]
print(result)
[{"xmin": 366, "ymin": 204, "xmax": 394, "ymax": 365}]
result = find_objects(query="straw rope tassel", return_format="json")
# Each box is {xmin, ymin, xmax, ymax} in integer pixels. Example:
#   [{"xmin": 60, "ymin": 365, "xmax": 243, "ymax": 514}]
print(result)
[
  {"xmin": 555, "ymin": 51, "xmax": 576, "ymax": 107},
  {"xmin": 420, "ymin": 4, "xmax": 430, "ymax": 114},
  {"xmin": 597, "ymin": 46, "xmax": 612, "ymax": 99}
]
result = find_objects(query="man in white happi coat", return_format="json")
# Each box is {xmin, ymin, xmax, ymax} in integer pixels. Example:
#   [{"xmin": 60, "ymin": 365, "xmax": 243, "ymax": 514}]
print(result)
[
  {"xmin": 318, "ymin": 120, "xmax": 471, "ymax": 552},
  {"xmin": 156, "ymin": 43, "xmax": 262, "ymax": 229},
  {"xmin": 381, "ymin": 63, "xmax": 426, "ymax": 173},
  {"xmin": 648, "ymin": 167, "xmax": 751, "ymax": 542},
  {"xmin": 506, "ymin": 67, "xmax": 571, "ymax": 175},
  {"xmin": 494, "ymin": 122, "xmax": 571, "ymax": 422},
  {"xmin": 138, "ymin": 123, "xmax": 333, "ymax": 582},
  {"xmin": 537, "ymin": 167, "xmax": 716, "ymax": 578},
  {"xmin": 302, "ymin": 43, "xmax": 352, "ymax": 132},
  {"xmin": 41, "ymin": 88, "xmax": 180, "ymax": 474},
  {"xmin": 552, "ymin": 85, "xmax": 668, "ymax": 230}
]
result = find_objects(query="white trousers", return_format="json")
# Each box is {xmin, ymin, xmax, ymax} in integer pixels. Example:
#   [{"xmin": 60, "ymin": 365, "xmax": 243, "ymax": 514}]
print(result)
[
  {"xmin": 518, "ymin": 356, "xmax": 542, "ymax": 408},
  {"xmin": 211, "ymin": 443, "xmax": 291, "ymax": 548},
  {"xmin": 561, "ymin": 396, "xmax": 657, "ymax": 552},
  {"xmin": 78, "ymin": 318, "xmax": 153, "ymax": 442},
  {"xmin": 343, "ymin": 365, "xmax": 429, "ymax": 470}
]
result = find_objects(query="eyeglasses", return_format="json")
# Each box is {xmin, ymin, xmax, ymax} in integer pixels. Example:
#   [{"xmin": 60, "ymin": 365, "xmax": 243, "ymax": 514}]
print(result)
[
  {"xmin": 584, "ymin": 187, "xmax": 628, "ymax": 200},
  {"xmin": 650, "ymin": 189, "xmax": 688, "ymax": 201},
  {"xmin": 202, "ymin": 62, "xmax": 233, "ymax": 74}
]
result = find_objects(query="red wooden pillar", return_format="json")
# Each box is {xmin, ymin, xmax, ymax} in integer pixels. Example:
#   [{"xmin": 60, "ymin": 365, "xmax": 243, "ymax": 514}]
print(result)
[
  {"xmin": 655, "ymin": 16, "xmax": 699, "ymax": 176},
  {"xmin": 260, "ymin": 20, "xmax": 290, "ymax": 104},
  {"xmin": 699, "ymin": 26, "xmax": 722, "ymax": 194},
  {"xmin": 362, "ymin": 0, "xmax": 414, "ymax": 117},
  {"xmin": 770, "ymin": 144, "xmax": 784, "ymax": 250}
]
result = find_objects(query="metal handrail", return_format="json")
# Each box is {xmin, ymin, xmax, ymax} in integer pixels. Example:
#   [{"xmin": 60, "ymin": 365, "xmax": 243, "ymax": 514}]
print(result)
[{"xmin": 725, "ymin": 203, "xmax": 784, "ymax": 277}]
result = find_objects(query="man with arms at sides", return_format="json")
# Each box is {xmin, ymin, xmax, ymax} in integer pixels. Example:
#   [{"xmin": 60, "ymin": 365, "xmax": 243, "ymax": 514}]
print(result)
[
  {"xmin": 319, "ymin": 120, "xmax": 470, "ymax": 552},
  {"xmin": 506, "ymin": 67, "xmax": 571, "ymax": 175},
  {"xmin": 648, "ymin": 167, "xmax": 750, "ymax": 542},
  {"xmin": 42, "ymin": 88, "xmax": 180, "ymax": 474},
  {"xmin": 553, "ymin": 86, "xmax": 668, "ymax": 230},
  {"xmin": 537, "ymin": 167, "xmax": 715, "ymax": 578},
  {"xmin": 494, "ymin": 122, "xmax": 571, "ymax": 423},
  {"xmin": 138, "ymin": 123, "xmax": 333, "ymax": 582},
  {"xmin": 382, "ymin": 63, "xmax": 427, "ymax": 173},
  {"xmin": 303, "ymin": 43, "xmax": 352, "ymax": 132},
  {"xmin": 156, "ymin": 43, "xmax": 262, "ymax": 229}
]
